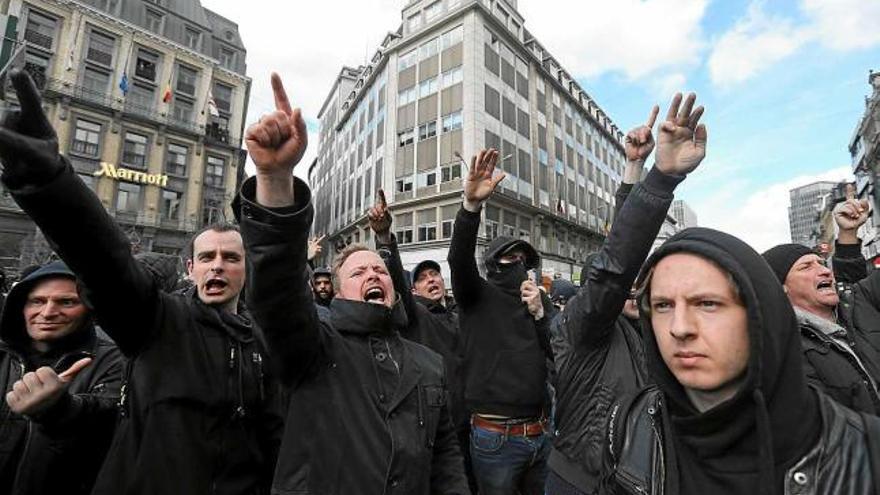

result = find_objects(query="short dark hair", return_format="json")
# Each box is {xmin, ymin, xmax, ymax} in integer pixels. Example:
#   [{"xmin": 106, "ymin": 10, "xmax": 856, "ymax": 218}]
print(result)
[
  {"xmin": 331, "ymin": 243, "xmax": 373, "ymax": 286},
  {"xmin": 637, "ymin": 253, "xmax": 743, "ymax": 316},
  {"xmin": 187, "ymin": 223, "xmax": 241, "ymax": 261}
]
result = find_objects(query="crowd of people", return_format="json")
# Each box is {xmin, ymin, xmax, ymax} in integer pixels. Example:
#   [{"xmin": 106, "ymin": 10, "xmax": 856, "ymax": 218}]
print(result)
[{"xmin": 2, "ymin": 66, "xmax": 880, "ymax": 495}]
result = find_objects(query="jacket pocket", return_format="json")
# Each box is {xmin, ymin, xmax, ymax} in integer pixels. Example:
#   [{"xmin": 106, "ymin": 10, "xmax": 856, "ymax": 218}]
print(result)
[
  {"xmin": 420, "ymin": 384, "xmax": 445, "ymax": 449},
  {"xmin": 470, "ymin": 424, "xmax": 505, "ymax": 453}
]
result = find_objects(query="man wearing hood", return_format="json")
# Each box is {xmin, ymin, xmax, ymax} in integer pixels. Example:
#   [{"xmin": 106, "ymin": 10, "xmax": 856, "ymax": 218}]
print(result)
[
  {"xmin": 312, "ymin": 266, "xmax": 335, "ymax": 307},
  {"xmin": 762, "ymin": 194, "xmax": 880, "ymax": 415},
  {"xmin": 234, "ymin": 73, "xmax": 469, "ymax": 494},
  {"xmin": 0, "ymin": 70, "xmax": 283, "ymax": 494},
  {"xmin": 448, "ymin": 149, "xmax": 555, "ymax": 494},
  {"xmin": 0, "ymin": 261, "xmax": 121, "ymax": 495},
  {"xmin": 367, "ymin": 189, "xmax": 473, "ymax": 489},
  {"xmin": 547, "ymin": 98, "xmax": 690, "ymax": 494},
  {"xmin": 600, "ymin": 225, "xmax": 880, "ymax": 494}
]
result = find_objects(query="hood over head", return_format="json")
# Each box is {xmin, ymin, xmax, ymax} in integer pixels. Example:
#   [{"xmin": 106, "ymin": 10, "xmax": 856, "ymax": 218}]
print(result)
[
  {"xmin": 550, "ymin": 279, "xmax": 577, "ymax": 304},
  {"xmin": 0, "ymin": 261, "xmax": 93, "ymax": 349},
  {"xmin": 483, "ymin": 236, "xmax": 539, "ymax": 273},
  {"xmin": 636, "ymin": 227, "xmax": 819, "ymax": 495}
]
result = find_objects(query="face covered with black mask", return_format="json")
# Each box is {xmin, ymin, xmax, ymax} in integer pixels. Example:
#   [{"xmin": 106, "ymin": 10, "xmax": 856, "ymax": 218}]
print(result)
[{"xmin": 488, "ymin": 259, "xmax": 529, "ymax": 296}]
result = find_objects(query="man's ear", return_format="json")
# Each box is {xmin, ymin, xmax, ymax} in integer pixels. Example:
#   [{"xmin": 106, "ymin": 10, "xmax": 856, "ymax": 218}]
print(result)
[
  {"xmin": 185, "ymin": 259, "xmax": 194, "ymax": 280},
  {"xmin": 782, "ymin": 284, "xmax": 789, "ymax": 294}
]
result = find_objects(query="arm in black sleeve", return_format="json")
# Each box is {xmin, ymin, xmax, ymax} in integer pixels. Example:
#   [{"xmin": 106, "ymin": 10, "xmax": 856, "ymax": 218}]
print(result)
[
  {"xmin": 376, "ymin": 234, "xmax": 420, "ymax": 332},
  {"xmin": 833, "ymin": 240, "xmax": 869, "ymax": 285},
  {"xmin": 237, "ymin": 176, "xmax": 324, "ymax": 387},
  {"xmin": 563, "ymin": 168, "xmax": 683, "ymax": 348},
  {"xmin": 6, "ymin": 161, "xmax": 160, "ymax": 355},
  {"xmin": 613, "ymin": 182, "xmax": 634, "ymax": 219},
  {"xmin": 447, "ymin": 206, "xmax": 484, "ymax": 309}
]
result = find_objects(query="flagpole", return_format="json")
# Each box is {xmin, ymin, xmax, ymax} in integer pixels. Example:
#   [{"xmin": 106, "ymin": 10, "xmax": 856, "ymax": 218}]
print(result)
[{"xmin": 65, "ymin": 14, "xmax": 82, "ymax": 72}]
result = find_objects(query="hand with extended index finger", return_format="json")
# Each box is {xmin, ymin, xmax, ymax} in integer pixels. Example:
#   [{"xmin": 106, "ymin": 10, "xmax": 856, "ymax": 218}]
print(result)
[
  {"xmin": 307, "ymin": 235, "xmax": 325, "ymax": 261},
  {"xmin": 624, "ymin": 105, "xmax": 659, "ymax": 162},
  {"xmin": 655, "ymin": 92, "xmax": 707, "ymax": 176},
  {"xmin": 6, "ymin": 357, "xmax": 92, "ymax": 417},
  {"xmin": 463, "ymin": 149, "xmax": 505, "ymax": 208},
  {"xmin": 834, "ymin": 184, "xmax": 871, "ymax": 233},
  {"xmin": 0, "ymin": 70, "xmax": 64, "ymax": 186},
  {"xmin": 368, "ymin": 189, "xmax": 393, "ymax": 238},
  {"xmin": 245, "ymin": 73, "xmax": 308, "ymax": 178}
]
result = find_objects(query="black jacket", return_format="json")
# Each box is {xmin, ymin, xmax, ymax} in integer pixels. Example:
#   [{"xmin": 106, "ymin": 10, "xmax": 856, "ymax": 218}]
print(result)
[
  {"xmin": 833, "ymin": 241, "xmax": 880, "ymax": 375},
  {"xmin": 236, "ymin": 177, "xmax": 469, "ymax": 495},
  {"xmin": 4, "ymin": 164, "xmax": 284, "ymax": 495},
  {"xmin": 0, "ymin": 264, "xmax": 122, "ymax": 495},
  {"xmin": 376, "ymin": 236, "xmax": 467, "ymax": 428},
  {"xmin": 448, "ymin": 205, "xmax": 553, "ymax": 418},
  {"xmin": 549, "ymin": 168, "xmax": 681, "ymax": 491}
]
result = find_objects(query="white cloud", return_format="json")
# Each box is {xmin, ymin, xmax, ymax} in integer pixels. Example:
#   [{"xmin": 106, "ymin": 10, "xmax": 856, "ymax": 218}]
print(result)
[
  {"xmin": 708, "ymin": 0, "xmax": 880, "ymax": 88},
  {"xmin": 691, "ymin": 165, "xmax": 852, "ymax": 252},
  {"xmin": 517, "ymin": 0, "xmax": 708, "ymax": 79},
  {"xmin": 708, "ymin": 2, "xmax": 810, "ymax": 88}
]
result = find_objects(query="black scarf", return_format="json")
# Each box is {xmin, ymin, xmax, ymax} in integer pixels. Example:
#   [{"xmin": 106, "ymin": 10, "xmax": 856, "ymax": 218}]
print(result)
[
  {"xmin": 637, "ymin": 228, "xmax": 821, "ymax": 495},
  {"xmin": 487, "ymin": 260, "xmax": 528, "ymax": 298}
]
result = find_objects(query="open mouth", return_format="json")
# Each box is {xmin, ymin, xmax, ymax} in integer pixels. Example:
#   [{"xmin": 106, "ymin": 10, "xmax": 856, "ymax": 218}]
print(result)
[
  {"xmin": 363, "ymin": 286, "xmax": 386, "ymax": 304},
  {"xmin": 427, "ymin": 284, "xmax": 441, "ymax": 295},
  {"xmin": 817, "ymin": 280, "xmax": 834, "ymax": 293},
  {"xmin": 205, "ymin": 278, "xmax": 228, "ymax": 295}
]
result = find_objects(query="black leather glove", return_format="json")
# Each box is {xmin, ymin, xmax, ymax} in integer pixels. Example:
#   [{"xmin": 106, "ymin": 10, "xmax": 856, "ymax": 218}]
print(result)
[{"xmin": 0, "ymin": 69, "xmax": 64, "ymax": 189}]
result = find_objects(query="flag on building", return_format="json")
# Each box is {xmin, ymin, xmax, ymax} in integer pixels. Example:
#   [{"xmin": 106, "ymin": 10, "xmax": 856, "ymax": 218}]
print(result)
[
  {"xmin": 206, "ymin": 90, "xmax": 219, "ymax": 117},
  {"xmin": 162, "ymin": 79, "xmax": 173, "ymax": 103},
  {"xmin": 119, "ymin": 72, "xmax": 129, "ymax": 95}
]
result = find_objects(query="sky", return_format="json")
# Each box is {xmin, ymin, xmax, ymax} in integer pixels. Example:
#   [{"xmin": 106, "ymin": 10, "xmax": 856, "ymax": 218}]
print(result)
[{"xmin": 200, "ymin": 0, "xmax": 880, "ymax": 252}]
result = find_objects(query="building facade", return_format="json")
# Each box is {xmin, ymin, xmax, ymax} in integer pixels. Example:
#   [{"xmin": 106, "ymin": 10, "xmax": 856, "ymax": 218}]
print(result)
[
  {"xmin": 0, "ymin": 0, "xmax": 250, "ymax": 275},
  {"xmin": 670, "ymin": 199, "xmax": 697, "ymax": 230},
  {"xmin": 788, "ymin": 181, "xmax": 837, "ymax": 247},
  {"xmin": 310, "ymin": 0, "xmax": 627, "ymax": 282},
  {"xmin": 850, "ymin": 70, "xmax": 880, "ymax": 261}
]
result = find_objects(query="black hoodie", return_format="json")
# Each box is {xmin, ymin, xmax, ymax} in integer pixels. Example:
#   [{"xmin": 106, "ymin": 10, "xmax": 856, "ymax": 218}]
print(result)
[
  {"xmin": 0, "ymin": 261, "xmax": 122, "ymax": 495},
  {"xmin": 448, "ymin": 206, "xmax": 553, "ymax": 418},
  {"xmin": 633, "ymin": 228, "xmax": 821, "ymax": 495}
]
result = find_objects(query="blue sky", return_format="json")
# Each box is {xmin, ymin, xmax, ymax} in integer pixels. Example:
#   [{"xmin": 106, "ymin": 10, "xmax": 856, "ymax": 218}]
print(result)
[{"xmin": 202, "ymin": 0, "xmax": 879, "ymax": 250}]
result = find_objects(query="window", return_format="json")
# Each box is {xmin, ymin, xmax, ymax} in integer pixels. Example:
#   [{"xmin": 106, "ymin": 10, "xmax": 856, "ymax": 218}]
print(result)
[
  {"xmin": 205, "ymin": 156, "xmax": 226, "ymax": 187},
  {"xmin": 485, "ymin": 206, "xmax": 500, "ymax": 240},
  {"xmin": 82, "ymin": 67, "xmax": 110, "ymax": 94},
  {"xmin": 135, "ymin": 48, "xmax": 159, "ymax": 81},
  {"xmin": 441, "ymin": 205, "xmax": 457, "ymax": 238},
  {"xmin": 485, "ymin": 84, "xmax": 500, "ymax": 119},
  {"xmin": 201, "ymin": 196, "xmax": 224, "ymax": 226},
  {"xmin": 172, "ymin": 97, "xmax": 194, "ymax": 122},
  {"xmin": 166, "ymin": 143, "xmax": 188, "ymax": 176},
  {"xmin": 408, "ymin": 13, "xmax": 421, "ymax": 32},
  {"xmin": 23, "ymin": 52, "xmax": 50, "ymax": 89},
  {"xmin": 424, "ymin": 1, "xmax": 442, "ymax": 21},
  {"xmin": 24, "ymin": 10, "xmax": 56, "ymax": 49},
  {"xmin": 219, "ymin": 48, "xmax": 236, "ymax": 69},
  {"xmin": 160, "ymin": 190, "xmax": 182, "ymax": 221},
  {"xmin": 94, "ymin": 0, "xmax": 119, "ymax": 14},
  {"xmin": 441, "ymin": 162, "xmax": 461, "ymax": 182},
  {"xmin": 442, "ymin": 112, "xmax": 462, "ymax": 132},
  {"xmin": 396, "ymin": 177, "xmax": 413, "ymax": 193},
  {"xmin": 86, "ymin": 30, "xmax": 115, "ymax": 66},
  {"xmin": 420, "ymin": 37, "xmax": 439, "ymax": 60},
  {"xmin": 441, "ymin": 25, "xmax": 463, "ymax": 49},
  {"xmin": 419, "ymin": 76, "xmax": 438, "ymax": 97},
  {"xmin": 122, "ymin": 132, "xmax": 148, "ymax": 168},
  {"xmin": 116, "ymin": 182, "xmax": 141, "ymax": 213},
  {"xmin": 213, "ymin": 82, "xmax": 233, "ymax": 113},
  {"xmin": 398, "ymin": 128, "xmax": 414, "ymax": 147},
  {"xmin": 145, "ymin": 8, "xmax": 164, "ymax": 34},
  {"xmin": 502, "ymin": 97, "xmax": 516, "ymax": 129},
  {"xmin": 71, "ymin": 119, "xmax": 101, "ymax": 156},
  {"xmin": 417, "ymin": 171, "xmax": 437, "ymax": 188},
  {"xmin": 184, "ymin": 27, "xmax": 201, "ymax": 50},
  {"xmin": 77, "ymin": 172, "xmax": 95, "ymax": 190},
  {"xmin": 418, "ymin": 121, "xmax": 437, "ymax": 140},
  {"xmin": 441, "ymin": 66, "xmax": 462, "ymax": 88},
  {"xmin": 399, "ymin": 49, "xmax": 417, "ymax": 71},
  {"xmin": 127, "ymin": 83, "xmax": 155, "ymax": 111},
  {"xmin": 398, "ymin": 86, "xmax": 416, "ymax": 106},
  {"xmin": 176, "ymin": 65, "xmax": 198, "ymax": 96}
]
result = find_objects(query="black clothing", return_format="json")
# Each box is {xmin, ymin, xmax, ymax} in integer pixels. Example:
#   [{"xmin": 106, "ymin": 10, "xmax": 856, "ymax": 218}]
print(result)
[
  {"xmin": 448, "ymin": 207, "xmax": 553, "ymax": 419},
  {"xmin": 4, "ymin": 164, "xmax": 283, "ymax": 495},
  {"xmin": 762, "ymin": 243, "xmax": 815, "ymax": 283},
  {"xmin": 0, "ymin": 263, "xmax": 123, "ymax": 495},
  {"xmin": 549, "ymin": 168, "xmax": 679, "ymax": 492},
  {"xmin": 605, "ymin": 227, "xmax": 830, "ymax": 495},
  {"xmin": 832, "ymin": 241, "xmax": 880, "ymax": 368},
  {"xmin": 236, "ymin": 176, "xmax": 469, "ymax": 495}
]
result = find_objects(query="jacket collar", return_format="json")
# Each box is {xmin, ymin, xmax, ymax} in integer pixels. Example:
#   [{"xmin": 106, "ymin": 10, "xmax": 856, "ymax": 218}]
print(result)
[{"xmin": 330, "ymin": 295, "xmax": 409, "ymax": 336}]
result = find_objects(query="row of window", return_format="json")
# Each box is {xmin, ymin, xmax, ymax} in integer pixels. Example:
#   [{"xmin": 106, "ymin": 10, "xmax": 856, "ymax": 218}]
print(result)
[
  {"xmin": 406, "ymin": 0, "xmax": 464, "ymax": 34},
  {"xmin": 398, "ymin": 111, "xmax": 463, "ymax": 147},
  {"xmin": 400, "ymin": 24, "xmax": 465, "ymax": 71},
  {"xmin": 71, "ymin": 118, "xmax": 226, "ymax": 186}
]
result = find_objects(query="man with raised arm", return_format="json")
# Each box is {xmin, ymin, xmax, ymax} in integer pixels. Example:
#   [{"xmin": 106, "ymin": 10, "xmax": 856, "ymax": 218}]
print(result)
[
  {"xmin": 237, "ymin": 73, "xmax": 469, "ymax": 494},
  {"xmin": 447, "ymin": 149, "xmax": 556, "ymax": 495},
  {"xmin": 0, "ymin": 70, "xmax": 283, "ymax": 494}
]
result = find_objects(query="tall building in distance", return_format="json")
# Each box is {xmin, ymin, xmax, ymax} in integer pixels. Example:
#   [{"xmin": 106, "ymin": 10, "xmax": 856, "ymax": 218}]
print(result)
[
  {"xmin": 850, "ymin": 70, "xmax": 880, "ymax": 262},
  {"xmin": 788, "ymin": 181, "xmax": 837, "ymax": 247},
  {"xmin": 670, "ymin": 199, "xmax": 697, "ymax": 230},
  {"xmin": 310, "ymin": 0, "xmax": 627, "ymax": 282},
  {"xmin": 0, "ymin": 0, "xmax": 250, "ymax": 274}
]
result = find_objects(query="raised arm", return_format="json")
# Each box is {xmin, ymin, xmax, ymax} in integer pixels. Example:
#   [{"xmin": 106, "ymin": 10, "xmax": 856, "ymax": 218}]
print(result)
[
  {"xmin": 0, "ymin": 71, "xmax": 160, "ymax": 355},
  {"xmin": 832, "ymin": 184, "xmax": 870, "ymax": 285},
  {"xmin": 238, "ymin": 73, "xmax": 322, "ymax": 386},
  {"xmin": 613, "ymin": 105, "xmax": 658, "ymax": 218},
  {"xmin": 564, "ymin": 94, "xmax": 706, "ymax": 348},
  {"xmin": 447, "ymin": 149, "xmax": 505, "ymax": 308},
  {"xmin": 370, "ymin": 189, "xmax": 420, "ymax": 331}
]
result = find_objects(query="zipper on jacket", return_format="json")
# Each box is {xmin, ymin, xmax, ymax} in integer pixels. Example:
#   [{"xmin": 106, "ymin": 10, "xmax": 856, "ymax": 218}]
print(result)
[
  {"xmin": 252, "ymin": 352, "xmax": 265, "ymax": 401},
  {"xmin": 233, "ymin": 341, "xmax": 246, "ymax": 419}
]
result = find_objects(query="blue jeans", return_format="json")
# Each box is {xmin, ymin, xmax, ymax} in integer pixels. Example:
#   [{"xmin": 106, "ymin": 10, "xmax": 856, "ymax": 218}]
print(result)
[{"xmin": 470, "ymin": 423, "xmax": 551, "ymax": 495}]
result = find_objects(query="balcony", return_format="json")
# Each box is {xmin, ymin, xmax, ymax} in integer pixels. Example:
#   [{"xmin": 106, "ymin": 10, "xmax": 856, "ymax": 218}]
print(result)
[
  {"xmin": 23, "ymin": 63, "xmax": 47, "ymax": 90},
  {"xmin": 86, "ymin": 47, "xmax": 113, "ymax": 66},
  {"xmin": 24, "ymin": 29, "xmax": 52, "ymax": 49},
  {"xmin": 205, "ymin": 123, "xmax": 239, "ymax": 147},
  {"xmin": 167, "ymin": 116, "xmax": 200, "ymax": 135},
  {"xmin": 215, "ymin": 98, "xmax": 231, "ymax": 113}
]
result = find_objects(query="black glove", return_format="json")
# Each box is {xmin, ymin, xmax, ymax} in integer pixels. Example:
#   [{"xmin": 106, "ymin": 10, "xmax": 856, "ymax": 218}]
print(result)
[{"xmin": 0, "ymin": 69, "xmax": 64, "ymax": 188}]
